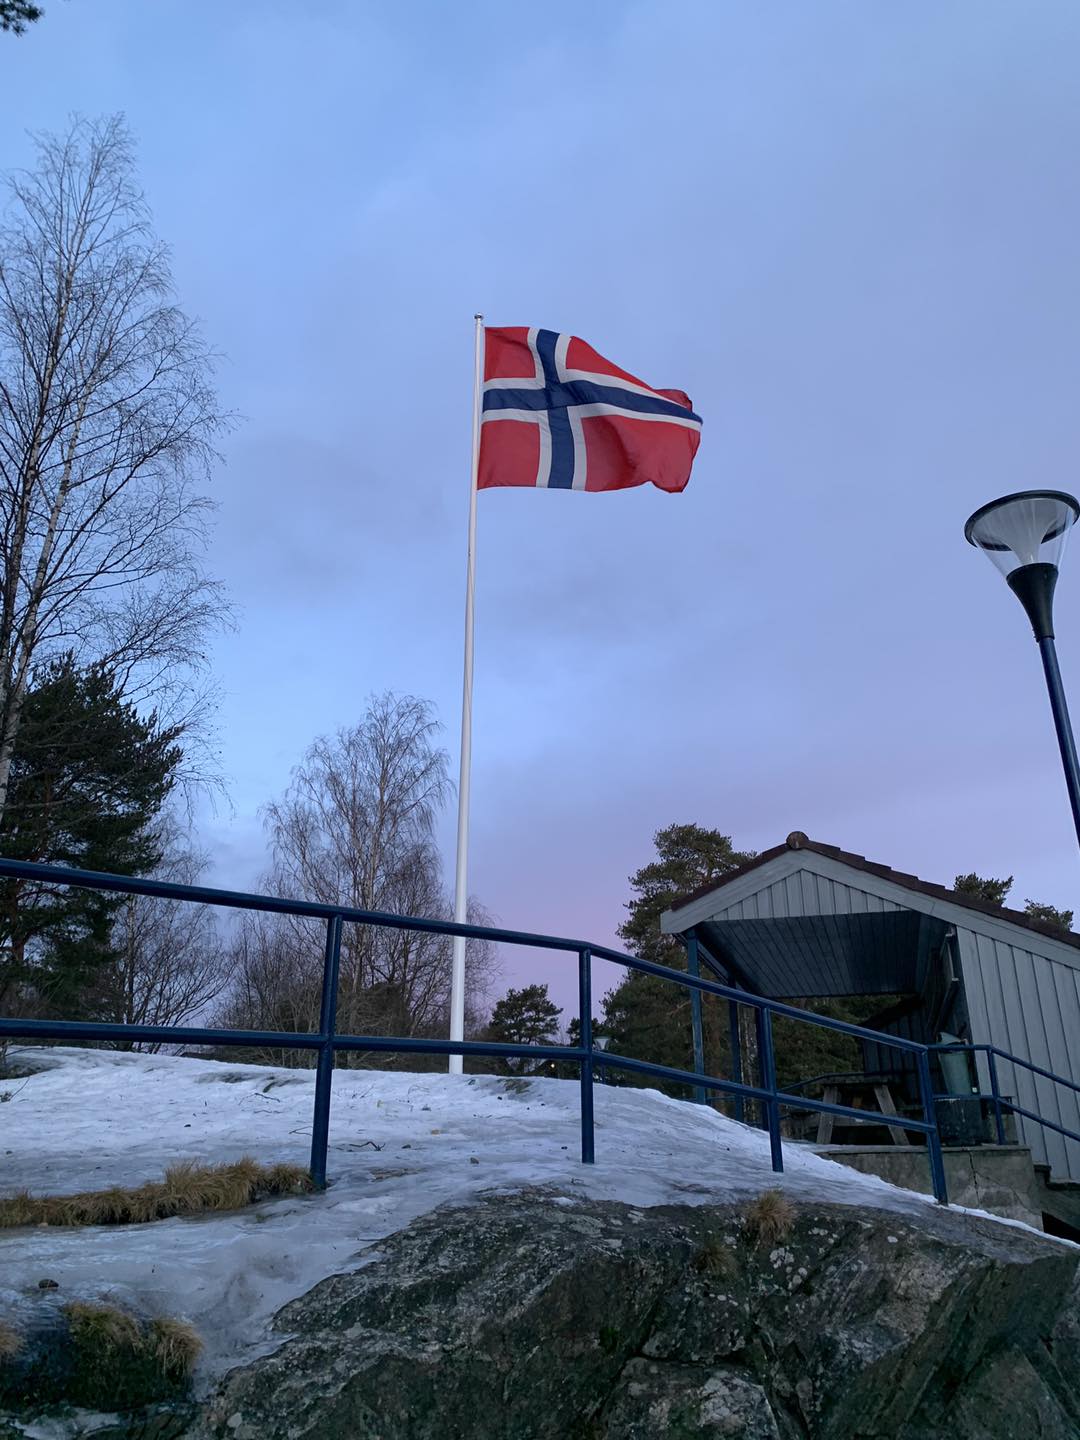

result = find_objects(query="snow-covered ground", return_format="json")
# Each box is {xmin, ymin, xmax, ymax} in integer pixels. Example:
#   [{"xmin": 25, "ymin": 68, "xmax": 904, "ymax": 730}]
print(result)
[{"xmin": 0, "ymin": 1046, "xmax": 1051, "ymax": 1389}]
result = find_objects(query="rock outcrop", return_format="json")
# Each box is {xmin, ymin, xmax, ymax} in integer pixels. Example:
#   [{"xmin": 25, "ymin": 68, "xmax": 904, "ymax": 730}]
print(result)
[
  {"xmin": 187, "ymin": 1190, "xmax": 1079, "ymax": 1440},
  {"xmin": 5, "ymin": 1190, "xmax": 1079, "ymax": 1438}
]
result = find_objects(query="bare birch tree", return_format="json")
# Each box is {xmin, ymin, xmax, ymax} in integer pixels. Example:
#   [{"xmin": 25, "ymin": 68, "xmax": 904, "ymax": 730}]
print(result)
[
  {"xmin": 218, "ymin": 912, "xmax": 323, "ymax": 1067},
  {"xmin": 0, "ymin": 115, "xmax": 228, "ymax": 817},
  {"xmin": 103, "ymin": 814, "xmax": 227, "ymax": 1047},
  {"xmin": 217, "ymin": 693, "xmax": 496, "ymax": 1064}
]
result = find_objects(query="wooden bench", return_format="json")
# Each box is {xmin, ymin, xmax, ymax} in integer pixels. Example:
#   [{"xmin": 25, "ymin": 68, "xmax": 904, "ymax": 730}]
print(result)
[{"xmin": 815, "ymin": 1079, "xmax": 908, "ymax": 1147}]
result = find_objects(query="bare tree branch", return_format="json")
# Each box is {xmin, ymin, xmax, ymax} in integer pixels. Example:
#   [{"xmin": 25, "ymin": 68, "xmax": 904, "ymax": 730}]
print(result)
[
  {"xmin": 217, "ymin": 694, "xmax": 497, "ymax": 1065},
  {"xmin": 0, "ymin": 115, "xmax": 232, "ymax": 815},
  {"xmin": 101, "ymin": 811, "xmax": 228, "ymax": 1048}
]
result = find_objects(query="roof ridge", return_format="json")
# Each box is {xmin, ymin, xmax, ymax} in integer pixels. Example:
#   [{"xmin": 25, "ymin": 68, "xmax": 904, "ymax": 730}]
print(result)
[{"xmin": 667, "ymin": 831, "xmax": 1080, "ymax": 951}]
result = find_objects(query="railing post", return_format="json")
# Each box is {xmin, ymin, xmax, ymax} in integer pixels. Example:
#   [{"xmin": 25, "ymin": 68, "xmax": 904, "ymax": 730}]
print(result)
[
  {"xmin": 686, "ymin": 931, "xmax": 706, "ymax": 1105},
  {"xmin": 756, "ymin": 1006, "xmax": 784, "ymax": 1173},
  {"xmin": 916, "ymin": 1048, "xmax": 948, "ymax": 1204},
  {"xmin": 729, "ymin": 996, "xmax": 744, "ymax": 1123},
  {"xmin": 579, "ymin": 947, "xmax": 595, "ymax": 1164},
  {"xmin": 987, "ymin": 1048, "xmax": 1007, "ymax": 1145},
  {"xmin": 310, "ymin": 914, "xmax": 344, "ymax": 1190}
]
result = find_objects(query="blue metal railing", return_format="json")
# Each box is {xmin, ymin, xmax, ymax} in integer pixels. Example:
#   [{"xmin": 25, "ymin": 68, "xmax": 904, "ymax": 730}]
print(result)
[
  {"xmin": 0, "ymin": 857, "xmax": 948, "ymax": 1202},
  {"xmin": 933, "ymin": 1042, "xmax": 1080, "ymax": 1156}
]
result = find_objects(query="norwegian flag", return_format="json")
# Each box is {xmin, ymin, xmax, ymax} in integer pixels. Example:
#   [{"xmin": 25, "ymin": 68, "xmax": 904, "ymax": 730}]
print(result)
[{"xmin": 478, "ymin": 327, "xmax": 702, "ymax": 493}]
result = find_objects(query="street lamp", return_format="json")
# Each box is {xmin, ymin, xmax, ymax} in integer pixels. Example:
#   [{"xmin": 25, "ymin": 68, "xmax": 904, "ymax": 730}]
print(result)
[
  {"xmin": 965, "ymin": 489, "xmax": 1080, "ymax": 847},
  {"xmin": 594, "ymin": 1035, "xmax": 609, "ymax": 1085}
]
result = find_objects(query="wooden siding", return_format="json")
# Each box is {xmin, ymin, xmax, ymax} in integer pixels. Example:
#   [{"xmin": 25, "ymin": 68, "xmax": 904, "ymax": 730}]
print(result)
[
  {"xmin": 699, "ymin": 912, "xmax": 924, "ymax": 998},
  {"xmin": 709, "ymin": 872, "xmax": 905, "ymax": 923},
  {"xmin": 958, "ymin": 928, "xmax": 1080, "ymax": 1182}
]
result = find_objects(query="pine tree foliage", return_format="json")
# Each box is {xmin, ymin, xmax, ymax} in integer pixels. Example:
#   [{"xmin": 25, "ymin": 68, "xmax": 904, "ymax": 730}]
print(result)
[
  {"xmin": 953, "ymin": 872, "xmax": 1072, "ymax": 932},
  {"xmin": 1022, "ymin": 899, "xmax": 1074, "ymax": 933},
  {"xmin": 0, "ymin": 2, "xmax": 42, "ymax": 34},
  {"xmin": 953, "ymin": 873, "xmax": 1014, "ymax": 908},
  {"xmin": 597, "ymin": 824, "xmax": 754, "ymax": 1096},
  {"xmin": 616, "ymin": 823, "xmax": 756, "ymax": 966},
  {"xmin": 0, "ymin": 656, "xmax": 182, "ymax": 1020},
  {"xmin": 484, "ymin": 983, "xmax": 562, "ymax": 1074}
]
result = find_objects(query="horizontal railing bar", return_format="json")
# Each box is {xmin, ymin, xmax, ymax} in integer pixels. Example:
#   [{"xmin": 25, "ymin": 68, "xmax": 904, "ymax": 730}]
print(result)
[
  {"xmin": 595, "ymin": 1054, "xmax": 934, "ymax": 1131},
  {"xmin": 592, "ymin": 957, "xmax": 929, "ymax": 1050},
  {"xmin": 0, "ymin": 1018, "xmax": 324, "ymax": 1049},
  {"xmin": 774, "ymin": 1088, "xmax": 934, "ymax": 1134},
  {"xmin": 0, "ymin": 858, "xmax": 590, "ymax": 951},
  {"xmin": 944, "ymin": 1088, "xmax": 1080, "ymax": 1146},
  {"xmin": 2, "ymin": 1017, "xmax": 934, "ymax": 1131},
  {"xmin": 783, "ymin": 1070, "xmax": 901, "ymax": 1095},
  {"xmin": 933, "ymin": 1043, "xmax": 1080, "ymax": 1098},
  {"xmin": 594, "ymin": 1050, "xmax": 773, "ymax": 1103},
  {"xmin": 0, "ymin": 1017, "xmax": 932, "ymax": 1118},
  {"xmin": 999, "ymin": 1099, "xmax": 1080, "ymax": 1147},
  {"xmin": 0, "ymin": 1017, "xmax": 581, "ymax": 1064},
  {"xmin": 0, "ymin": 858, "xmax": 927, "ymax": 1057},
  {"xmin": 328, "ymin": 1035, "xmax": 583, "ymax": 1062}
]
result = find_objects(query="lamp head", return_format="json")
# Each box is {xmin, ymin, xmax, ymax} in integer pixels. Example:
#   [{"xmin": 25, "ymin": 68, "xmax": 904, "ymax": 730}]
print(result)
[{"xmin": 965, "ymin": 490, "xmax": 1080, "ymax": 640}]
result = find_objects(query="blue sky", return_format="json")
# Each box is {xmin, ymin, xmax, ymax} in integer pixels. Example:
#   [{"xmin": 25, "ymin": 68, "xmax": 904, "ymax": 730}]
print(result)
[{"xmin": 4, "ymin": 1, "xmax": 1080, "ymax": 1011}]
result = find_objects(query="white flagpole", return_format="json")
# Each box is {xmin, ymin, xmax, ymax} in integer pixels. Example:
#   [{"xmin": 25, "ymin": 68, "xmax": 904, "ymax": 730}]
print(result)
[{"xmin": 448, "ymin": 314, "xmax": 484, "ymax": 1075}]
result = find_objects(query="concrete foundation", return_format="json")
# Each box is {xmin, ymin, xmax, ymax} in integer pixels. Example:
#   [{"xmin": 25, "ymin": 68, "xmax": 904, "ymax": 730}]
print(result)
[{"xmin": 816, "ymin": 1144, "xmax": 1044, "ymax": 1228}]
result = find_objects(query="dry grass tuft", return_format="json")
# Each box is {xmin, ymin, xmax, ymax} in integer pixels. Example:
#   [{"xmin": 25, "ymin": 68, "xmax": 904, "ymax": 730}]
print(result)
[
  {"xmin": 262, "ymin": 1161, "xmax": 314, "ymax": 1195},
  {"xmin": 694, "ymin": 1233, "xmax": 738, "ymax": 1279},
  {"xmin": 743, "ymin": 1189, "xmax": 796, "ymax": 1247},
  {"xmin": 64, "ymin": 1300, "xmax": 143, "ymax": 1354},
  {"xmin": 61, "ymin": 1302, "xmax": 202, "ymax": 1408},
  {"xmin": 147, "ymin": 1317, "xmax": 203, "ymax": 1380},
  {"xmin": 0, "ymin": 1157, "xmax": 314, "ymax": 1229},
  {"xmin": 0, "ymin": 1192, "xmax": 37, "ymax": 1228},
  {"xmin": 0, "ymin": 1320, "xmax": 22, "ymax": 1361}
]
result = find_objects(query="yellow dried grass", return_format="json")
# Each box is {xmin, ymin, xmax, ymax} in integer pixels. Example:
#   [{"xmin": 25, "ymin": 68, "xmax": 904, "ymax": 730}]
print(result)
[
  {"xmin": 694, "ymin": 1233, "xmax": 738, "ymax": 1278},
  {"xmin": 0, "ymin": 1320, "xmax": 22, "ymax": 1360},
  {"xmin": 61, "ymin": 1302, "xmax": 203, "ymax": 1403},
  {"xmin": 64, "ymin": 1300, "xmax": 143, "ymax": 1353},
  {"xmin": 148, "ymin": 1316, "xmax": 203, "ymax": 1379},
  {"xmin": 0, "ymin": 1157, "xmax": 312, "ymax": 1229},
  {"xmin": 743, "ymin": 1188, "xmax": 796, "ymax": 1246}
]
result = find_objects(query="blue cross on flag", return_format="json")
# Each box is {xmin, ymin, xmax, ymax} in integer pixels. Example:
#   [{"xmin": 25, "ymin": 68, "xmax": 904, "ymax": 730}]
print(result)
[{"xmin": 478, "ymin": 327, "xmax": 702, "ymax": 493}]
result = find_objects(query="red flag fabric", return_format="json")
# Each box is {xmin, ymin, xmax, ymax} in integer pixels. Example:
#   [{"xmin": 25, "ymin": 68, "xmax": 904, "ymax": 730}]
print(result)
[{"xmin": 478, "ymin": 327, "xmax": 702, "ymax": 493}]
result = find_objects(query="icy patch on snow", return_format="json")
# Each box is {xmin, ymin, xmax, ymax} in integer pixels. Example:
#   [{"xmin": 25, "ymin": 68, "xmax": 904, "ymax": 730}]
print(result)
[{"xmin": 0, "ymin": 1045, "xmax": 1064, "ymax": 1392}]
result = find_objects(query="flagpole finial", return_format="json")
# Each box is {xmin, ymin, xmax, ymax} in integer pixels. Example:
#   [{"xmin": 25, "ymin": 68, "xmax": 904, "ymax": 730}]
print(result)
[{"xmin": 474, "ymin": 312, "xmax": 483, "ymax": 320}]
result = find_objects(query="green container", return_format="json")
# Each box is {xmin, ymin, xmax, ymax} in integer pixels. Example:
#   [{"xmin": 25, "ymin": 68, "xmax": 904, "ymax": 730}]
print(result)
[{"xmin": 939, "ymin": 1033, "xmax": 976, "ymax": 1096}]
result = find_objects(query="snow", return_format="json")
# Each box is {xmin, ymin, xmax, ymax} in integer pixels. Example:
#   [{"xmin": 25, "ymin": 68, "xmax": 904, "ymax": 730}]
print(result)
[{"xmin": 0, "ymin": 1045, "xmax": 1062, "ymax": 1396}]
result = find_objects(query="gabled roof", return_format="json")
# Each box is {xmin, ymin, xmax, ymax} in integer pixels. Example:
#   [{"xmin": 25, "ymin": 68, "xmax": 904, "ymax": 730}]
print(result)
[{"xmin": 666, "ymin": 831, "xmax": 1080, "ymax": 953}]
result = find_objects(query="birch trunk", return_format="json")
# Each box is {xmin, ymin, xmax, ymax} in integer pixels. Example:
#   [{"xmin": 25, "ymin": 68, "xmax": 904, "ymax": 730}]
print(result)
[{"xmin": 0, "ymin": 114, "xmax": 228, "ymax": 821}]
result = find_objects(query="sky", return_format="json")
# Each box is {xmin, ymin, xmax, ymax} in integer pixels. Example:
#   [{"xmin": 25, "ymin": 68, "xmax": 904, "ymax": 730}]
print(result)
[{"xmin": 3, "ymin": 1, "xmax": 1080, "ymax": 1013}]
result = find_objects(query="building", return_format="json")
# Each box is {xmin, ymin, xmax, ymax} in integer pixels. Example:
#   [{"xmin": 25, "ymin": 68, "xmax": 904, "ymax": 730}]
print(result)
[{"xmin": 660, "ymin": 832, "xmax": 1080, "ymax": 1184}]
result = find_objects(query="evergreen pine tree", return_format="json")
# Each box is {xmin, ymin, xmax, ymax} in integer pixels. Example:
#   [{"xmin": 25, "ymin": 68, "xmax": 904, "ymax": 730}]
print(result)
[
  {"xmin": 1022, "ymin": 899, "xmax": 1074, "ymax": 933},
  {"xmin": 0, "ymin": 656, "xmax": 182, "ymax": 1020},
  {"xmin": 952, "ymin": 873, "xmax": 1014, "ymax": 908},
  {"xmin": 485, "ymin": 983, "xmax": 563, "ymax": 1074},
  {"xmin": 600, "ymin": 824, "xmax": 754, "ymax": 1096}
]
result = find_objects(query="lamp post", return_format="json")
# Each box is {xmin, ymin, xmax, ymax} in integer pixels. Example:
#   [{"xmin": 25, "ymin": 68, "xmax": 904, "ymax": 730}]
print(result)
[
  {"xmin": 965, "ymin": 490, "xmax": 1080, "ymax": 848},
  {"xmin": 594, "ymin": 1034, "xmax": 609, "ymax": 1085}
]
